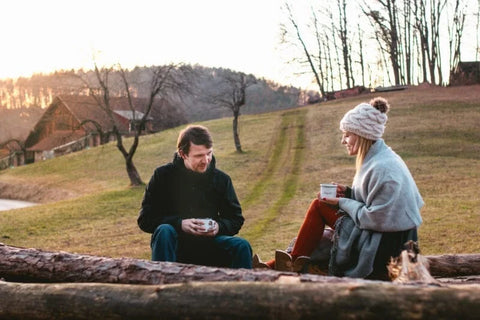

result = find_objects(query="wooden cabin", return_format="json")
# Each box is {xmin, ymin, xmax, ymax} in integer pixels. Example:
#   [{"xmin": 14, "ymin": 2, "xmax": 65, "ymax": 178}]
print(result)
[
  {"xmin": 449, "ymin": 61, "xmax": 480, "ymax": 85},
  {"xmin": 23, "ymin": 95, "xmax": 186, "ymax": 164},
  {"xmin": 0, "ymin": 143, "xmax": 24, "ymax": 170}
]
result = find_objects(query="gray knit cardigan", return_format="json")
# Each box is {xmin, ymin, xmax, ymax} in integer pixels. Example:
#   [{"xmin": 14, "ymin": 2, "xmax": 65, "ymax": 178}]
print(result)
[
  {"xmin": 330, "ymin": 139, "xmax": 423, "ymax": 278},
  {"xmin": 338, "ymin": 139, "xmax": 423, "ymax": 232}
]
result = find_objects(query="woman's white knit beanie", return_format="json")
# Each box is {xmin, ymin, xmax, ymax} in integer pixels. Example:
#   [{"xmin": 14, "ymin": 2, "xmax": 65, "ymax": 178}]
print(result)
[{"xmin": 339, "ymin": 102, "xmax": 388, "ymax": 140}]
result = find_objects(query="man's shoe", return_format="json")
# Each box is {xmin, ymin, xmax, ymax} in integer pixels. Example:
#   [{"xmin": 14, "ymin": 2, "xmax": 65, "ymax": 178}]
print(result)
[
  {"xmin": 275, "ymin": 250, "xmax": 293, "ymax": 272},
  {"xmin": 252, "ymin": 254, "xmax": 270, "ymax": 269},
  {"xmin": 293, "ymin": 256, "xmax": 311, "ymax": 273}
]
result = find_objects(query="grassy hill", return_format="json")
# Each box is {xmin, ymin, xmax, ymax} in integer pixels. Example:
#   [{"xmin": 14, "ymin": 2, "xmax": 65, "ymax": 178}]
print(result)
[{"xmin": 1, "ymin": 85, "xmax": 479, "ymax": 261}]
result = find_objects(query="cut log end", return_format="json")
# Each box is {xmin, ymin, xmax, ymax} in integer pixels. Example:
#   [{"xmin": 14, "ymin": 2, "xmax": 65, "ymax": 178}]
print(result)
[{"xmin": 388, "ymin": 240, "xmax": 440, "ymax": 285}]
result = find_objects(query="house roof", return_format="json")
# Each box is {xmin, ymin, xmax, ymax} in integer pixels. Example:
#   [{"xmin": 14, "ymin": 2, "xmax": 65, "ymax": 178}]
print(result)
[
  {"xmin": 113, "ymin": 110, "xmax": 153, "ymax": 121},
  {"xmin": 56, "ymin": 94, "xmax": 186, "ymax": 132},
  {"xmin": 0, "ymin": 141, "xmax": 23, "ymax": 152},
  {"xmin": 0, "ymin": 148, "xmax": 10, "ymax": 158},
  {"xmin": 56, "ymin": 95, "xmax": 124, "ymax": 133},
  {"xmin": 24, "ymin": 94, "xmax": 186, "ymax": 153},
  {"xmin": 27, "ymin": 130, "xmax": 87, "ymax": 152}
]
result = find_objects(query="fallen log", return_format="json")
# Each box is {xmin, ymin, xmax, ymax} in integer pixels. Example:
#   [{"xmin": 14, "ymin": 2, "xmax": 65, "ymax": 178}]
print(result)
[
  {"xmin": 0, "ymin": 243, "xmax": 479, "ymax": 285},
  {"xmin": 0, "ymin": 242, "xmax": 288, "ymax": 284},
  {"xmin": 428, "ymin": 254, "xmax": 480, "ymax": 277},
  {"xmin": 1, "ymin": 280, "xmax": 480, "ymax": 320}
]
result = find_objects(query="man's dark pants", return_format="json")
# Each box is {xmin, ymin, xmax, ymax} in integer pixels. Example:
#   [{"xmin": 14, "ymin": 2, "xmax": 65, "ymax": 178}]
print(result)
[{"xmin": 151, "ymin": 224, "xmax": 252, "ymax": 269}]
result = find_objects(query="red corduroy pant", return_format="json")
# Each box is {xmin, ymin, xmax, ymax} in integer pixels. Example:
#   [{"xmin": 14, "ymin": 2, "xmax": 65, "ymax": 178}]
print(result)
[{"xmin": 267, "ymin": 199, "xmax": 338, "ymax": 267}]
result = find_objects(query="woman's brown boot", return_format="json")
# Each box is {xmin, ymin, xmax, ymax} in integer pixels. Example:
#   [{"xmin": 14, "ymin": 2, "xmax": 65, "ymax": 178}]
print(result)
[
  {"xmin": 252, "ymin": 254, "xmax": 270, "ymax": 269},
  {"xmin": 274, "ymin": 250, "xmax": 293, "ymax": 271},
  {"xmin": 293, "ymin": 256, "xmax": 311, "ymax": 273}
]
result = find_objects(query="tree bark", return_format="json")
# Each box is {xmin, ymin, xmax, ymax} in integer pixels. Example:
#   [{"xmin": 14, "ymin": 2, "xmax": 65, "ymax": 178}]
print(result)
[
  {"xmin": 0, "ymin": 243, "xmax": 479, "ymax": 285},
  {"xmin": 284, "ymin": 3, "xmax": 324, "ymax": 95},
  {"xmin": 0, "ymin": 243, "xmax": 286, "ymax": 285},
  {"xmin": 2, "ymin": 243, "xmax": 480, "ymax": 319},
  {"xmin": 232, "ymin": 113, "xmax": 242, "ymax": 153},
  {"xmin": 1, "ymin": 280, "xmax": 480, "ymax": 320}
]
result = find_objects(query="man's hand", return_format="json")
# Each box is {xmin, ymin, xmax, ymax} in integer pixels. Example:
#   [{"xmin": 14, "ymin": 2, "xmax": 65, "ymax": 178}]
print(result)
[{"xmin": 181, "ymin": 218, "xmax": 219, "ymax": 237}]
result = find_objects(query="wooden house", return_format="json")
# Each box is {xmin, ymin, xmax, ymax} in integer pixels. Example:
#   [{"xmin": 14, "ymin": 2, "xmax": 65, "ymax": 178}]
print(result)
[
  {"xmin": 0, "ymin": 148, "xmax": 13, "ymax": 170},
  {"xmin": 449, "ymin": 61, "xmax": 480, "ymax": 85},
  {"xmin": 24, "ymin": 95, "xmax": 186, "ymax": 164},
  {"xmin": 0, "ymin": 143, "xmax": 24, "ymax": 170}
]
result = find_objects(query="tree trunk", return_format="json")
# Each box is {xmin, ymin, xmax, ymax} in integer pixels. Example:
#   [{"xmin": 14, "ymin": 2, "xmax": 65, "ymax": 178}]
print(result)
[
  {"xmin": 125, "ymin": 157, "xmax": 143, "ymax": 186},
  {"xmin": 232, "ymin": 113, "xmax": 242, "ymax": 153},
  {"xmin": 115, "ymin": 131, "xmax": 144, "ymax": 186},
  {"xmin": 1, "ymin": 243, "xmax": 479, "ymax": 285},
  {"xmin": 2, "ymin": 280, "xmax": 480, "ymax": 320},
  {"xmin": 285, "ymin": 3, "xmax": 324, "ymax": 95},
  {"xmin": 0, "ymin": 243, "xmax": 284, "ymax": 285},
  {"xmin": 2, "ymin": 243, "xmax": 480, "ymax": 319}
]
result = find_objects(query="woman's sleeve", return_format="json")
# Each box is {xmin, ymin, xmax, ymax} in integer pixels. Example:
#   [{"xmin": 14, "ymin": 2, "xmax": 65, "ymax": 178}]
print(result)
[{"xmin": 338, "ymin": 167, "xmax": 405, "ymax": 232}]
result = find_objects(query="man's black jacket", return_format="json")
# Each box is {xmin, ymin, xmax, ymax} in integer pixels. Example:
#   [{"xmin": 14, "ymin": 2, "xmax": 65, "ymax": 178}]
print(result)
[{"xmin": 138, "ymin": 153, "xmax": 244, "ymax": 236}]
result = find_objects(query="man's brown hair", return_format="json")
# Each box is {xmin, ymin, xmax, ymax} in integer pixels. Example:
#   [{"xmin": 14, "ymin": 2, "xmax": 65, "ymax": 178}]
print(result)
[{"xmin": 177, "ymin": 125, "xmax": 213, "ymax": 155}]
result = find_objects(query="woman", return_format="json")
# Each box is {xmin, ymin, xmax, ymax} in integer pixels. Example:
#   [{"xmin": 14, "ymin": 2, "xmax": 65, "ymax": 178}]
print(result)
[{"xmin": 254, "ymin": 97, "xmax": 423, "ymax": 280}]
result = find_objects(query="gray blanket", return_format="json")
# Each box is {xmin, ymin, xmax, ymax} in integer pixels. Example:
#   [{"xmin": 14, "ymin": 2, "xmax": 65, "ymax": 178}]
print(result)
[{"xmin": 328, "ymin": 213, "xmax": 382, "ymax": 278}]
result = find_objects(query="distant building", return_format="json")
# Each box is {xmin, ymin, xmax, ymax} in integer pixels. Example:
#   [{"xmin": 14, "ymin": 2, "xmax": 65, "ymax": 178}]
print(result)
[
  {"xmin": 449, "ymin": 61, "xmax": 480, "ymax": 86},
  {"xmin": 325, "ymin": 86, "xmax": 367, "ymax": 100},
  {"xmin": 23, "ymin": 95, "xmax": 186, "ymax": 164},
  {"xmin": 0, "ymin": 142, "xmax": 24, "ymax": 170}
]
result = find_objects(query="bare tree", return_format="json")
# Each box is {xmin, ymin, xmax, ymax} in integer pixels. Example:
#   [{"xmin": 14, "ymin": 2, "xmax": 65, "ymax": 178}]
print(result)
[
  {"xmin": 324, "ymin": 32, "xmax": 336, "ymax": 92},
  {"xmin": 282, "ymin": 2, "xmax": 326, "ymax": 96},
  {"xmin": 448, "ymin": 0, "xmax": 466, "ymax": 79},
  {"xmin": 402, "ymin": 0, "xmax": 414, "ymax": 85},
  {"xmin": 76, "ymin": 63, "xmax": 193, "ymax": 186},
  {"xmin": 432, "ymin": 0, "xmax": 448, "ymax": 85},
  {"xmin": 356, "ymin": 20, "xmax": 367, "ymax": 87},
  {"xmin": 362, "ymin": 0, "xmax": 402, "ymax": 86},
  {"xmin": 279, "ymin": 0, "xmax": 472, "ymax": 88},
  {"xmin": 281, "ymin": 1, "xmax": 356, "ymax": 96},
  {"xmin": 413, "ymin": 0, "xmax": 430, "ymax": 83},
  {"xmin": 312, "ymin": 9, "xmax": 328, "ymax": 97},
  {"xmin": 204, "ymin": 70, "xmax": 256, "ymax": 153},
  {"xmin": 337, "ymin": 0, "xmax": 354, "ymax": 88},
  {"xmin": 477, "ymin": 0, "xmax": 480, "ymax": 61},
  {"xmin": 413, "ymin": 0, "xmax": 448, "ymax": 84}
]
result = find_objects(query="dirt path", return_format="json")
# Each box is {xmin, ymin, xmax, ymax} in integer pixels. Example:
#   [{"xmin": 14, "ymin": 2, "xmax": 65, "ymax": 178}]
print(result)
[{"xmin": 240, "ymin": 109, "xmax": 306, "ymax": 241}]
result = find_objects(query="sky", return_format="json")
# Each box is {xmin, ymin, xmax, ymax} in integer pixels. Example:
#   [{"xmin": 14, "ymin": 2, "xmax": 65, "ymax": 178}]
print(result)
[
  {"xmin": 1, "ymin": 1, "xmax": 478, "ymax": 90},
  {"xmin": 0, "ymin": 0, "xmax": 309, "ymax": 87}
]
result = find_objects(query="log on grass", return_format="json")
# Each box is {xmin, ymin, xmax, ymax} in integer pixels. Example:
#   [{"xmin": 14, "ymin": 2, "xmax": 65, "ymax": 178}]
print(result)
[
  {"xmin": 1, "ymin": 243, "xmax": 480, "ymax": 285},
  {"xmin": 428, "ymin": 254, "xmax": 480, "ymax": 277},
  {"xmin": 1, "ymin": 280, "xmax": 480, "ymax": 320},
  {"xmin": 0, "ymin": 242, "xmax": 286, "ymax": 284}
]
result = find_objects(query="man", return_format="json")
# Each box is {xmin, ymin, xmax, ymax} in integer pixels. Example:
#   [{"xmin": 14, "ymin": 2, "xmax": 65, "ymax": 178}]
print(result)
[{"xmin": 138, "ymin": 125, "xmax": 252, "ymax": 269}]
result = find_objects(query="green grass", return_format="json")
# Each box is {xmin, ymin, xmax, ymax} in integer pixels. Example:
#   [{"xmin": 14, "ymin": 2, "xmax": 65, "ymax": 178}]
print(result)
[
  {"xmin": 1, "ymin": 85, "xmax": 480, "ymax": 261},
  {"xmin": 240, "ymin": 109, "xmax": 306, "ymax": 243}
]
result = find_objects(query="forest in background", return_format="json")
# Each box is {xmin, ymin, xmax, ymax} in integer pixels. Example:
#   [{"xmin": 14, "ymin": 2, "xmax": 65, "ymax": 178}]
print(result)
[
  {"xmin": 0, "ymin": 65, "xmax": 307, "ymax": 144},
  {"xmin": 281, "ymin": 0, "xmax": 479, "ymax": 96}
]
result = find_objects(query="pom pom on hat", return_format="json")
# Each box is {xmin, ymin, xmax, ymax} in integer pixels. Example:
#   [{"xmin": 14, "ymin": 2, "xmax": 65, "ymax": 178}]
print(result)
[{"xmin": 339, "ymin": 98, "xmax": 389, "ymax": 140}]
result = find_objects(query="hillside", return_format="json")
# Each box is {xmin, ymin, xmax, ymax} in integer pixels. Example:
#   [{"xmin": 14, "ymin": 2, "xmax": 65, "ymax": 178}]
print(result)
[
  {"xmin": 0, "ymin": 107, "xmax": 43, "ymax": 142},
  {"xmin": 0, "ymin": 66, "xmax": 303, "ymax": 145},
  {"xmin": 0, "ymin": 84, "xmax": 479, "ymax": 261}
]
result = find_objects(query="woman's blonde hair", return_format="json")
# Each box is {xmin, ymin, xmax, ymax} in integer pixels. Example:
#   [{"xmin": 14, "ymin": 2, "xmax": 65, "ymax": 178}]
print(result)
[
  {"xmin": 352, "ymin": 97, "xmax": 388, "ymax": 173},
  {"xmin": 355, "ymin": 135, "xmax": 374, "ymax": 174}
]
